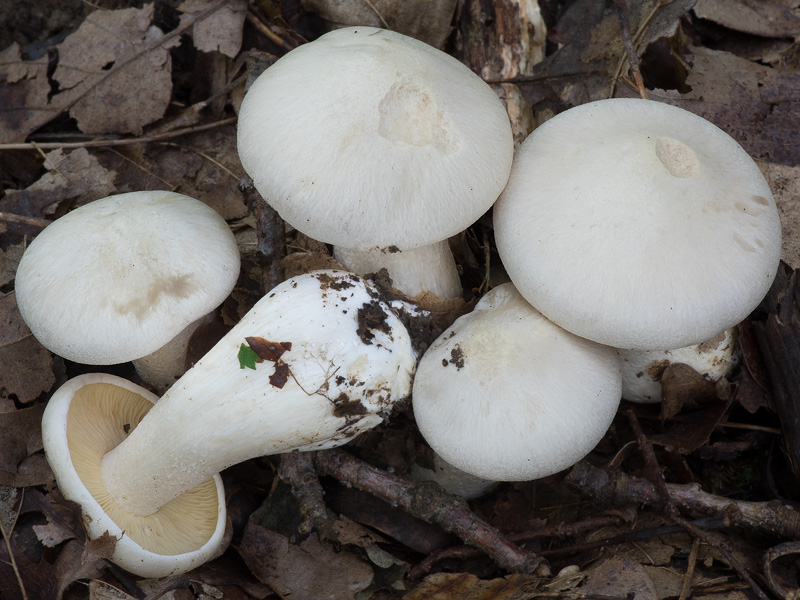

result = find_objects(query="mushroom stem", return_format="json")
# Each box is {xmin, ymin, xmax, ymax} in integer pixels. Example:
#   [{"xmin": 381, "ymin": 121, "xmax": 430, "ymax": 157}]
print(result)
[
  {"xmin": 132, "ymin": 311, "xmax": 216, "ymax": 393},
  {"xmin": 99, "ymin": 271, "xmax": 415, "ymax": 516},
  {"xmin": 333, "ymin": 241, "xmax": 462, "ymax": 299}
]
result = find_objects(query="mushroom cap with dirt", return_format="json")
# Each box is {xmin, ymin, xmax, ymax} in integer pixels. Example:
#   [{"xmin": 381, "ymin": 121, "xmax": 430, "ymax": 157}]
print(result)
[
  {"xmin": 412, "ymin": 283, "xmax": 622, "ymax": 482},
  {"xmin": 493, "ymin": 98, "xmax": 782, "ymax": 351},
  {"xmin": 237, "ymin": 26, "xmax": 514, "ymax": 299},
  {"xmin": 42, "ymin": 270, "xmax": 416, "ymax": 577},
  {"xmin": 14, "ymin": 191, "xmax": 240, "ymax": 390}
]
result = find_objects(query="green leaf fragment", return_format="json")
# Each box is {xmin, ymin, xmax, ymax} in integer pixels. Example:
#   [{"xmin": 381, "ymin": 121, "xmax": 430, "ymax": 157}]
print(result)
[{"xmin": 238, "ymin": 343, "xmax": 260, "ymax": 370}]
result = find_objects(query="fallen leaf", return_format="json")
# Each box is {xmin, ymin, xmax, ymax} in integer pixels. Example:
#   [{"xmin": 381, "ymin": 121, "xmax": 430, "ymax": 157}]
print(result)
[
  {"xmin": 52, "ymin": 4, "xmax": 179, "ymax": 135},
  {"xmin": 758, "ymin": 160, "xmax": 800, "ymax": 270},
  {"xmin": 403, "ymin": 572, "xmax": 542, "ymax": 600},
  {"xmin": 238, "ymin": 523, "xmax": 374, "ymax": 600},
  {"xmin": 0, "ymin": 42, "xmax": 50, "ymax": 143},
  {"xmin": 653, "ymin": 45, "xmax": 800, "ymax": 166},
  {"xmin": 0, "ymin": 148, "xmax": 117, "ymax": 218},
  {"xmin": 578, "ymin": 557, "xmax": 657, "ymax": 600},
  {"xmin": 0, "ymin": 243, "xmax": 23, "ymax": 288},
  {"xmin": 693, "ymin": 0, "xmax": 800, "ymax": 39},
  {"xmin": 0, "ymin": 292, "xmax": 56, "ymax": 405},
  {"xmin": 179, "ymin": 0, "xmax": 247, "ymax": 58},
  {"xmin": 51, "ymin": 535, "xmax": 116, "ymax": 600},
  {"xmin": 303, "ymin": 0, "xmax": 459, "ymax": 49}
]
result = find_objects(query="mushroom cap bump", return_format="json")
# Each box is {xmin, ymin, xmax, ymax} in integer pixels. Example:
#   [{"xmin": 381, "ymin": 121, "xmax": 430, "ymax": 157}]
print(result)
[
  {"xmin": 494, "ymin": 98, "xmax": 782, "ymax": 351},
  {"xmin": 15, "ymin": 191, "xmax": 240, "ymax": 366},
  {"xmin": 237, "ymin": 26, "xmax": 514, "ymax": 252},
  {"xmin": 41, "ymin": 373, "xmax": 227, "ymax": 579},
  {"xmin": 412, "ymin": 283, "xmax": 622, "ymax": 482}
]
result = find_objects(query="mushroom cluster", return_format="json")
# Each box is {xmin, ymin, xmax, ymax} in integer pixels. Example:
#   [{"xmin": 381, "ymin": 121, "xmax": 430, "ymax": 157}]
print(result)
[{"xmin": 21, "ymin": 27, "xmax": 783, "ymax": 582}]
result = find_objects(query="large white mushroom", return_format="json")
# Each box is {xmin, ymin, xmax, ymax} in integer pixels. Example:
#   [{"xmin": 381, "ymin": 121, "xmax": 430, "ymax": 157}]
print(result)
[
  {"xmin": 237, "ymin": 26, "xmax": 514, "ymax": 299},
  {"xmin": 412, "ymin": 283, "xmax": 622, "ymax": 482},
  {"xmin": 42, "ymin": 270, "xmax": 416, "ymax": 576},
  {"xmin": 493, "ymin": 98, "xmax": 782, "ymax": 351},
  {"xmin": 15, "ymin": 191, "xmax": 240, "ymax": 391}
]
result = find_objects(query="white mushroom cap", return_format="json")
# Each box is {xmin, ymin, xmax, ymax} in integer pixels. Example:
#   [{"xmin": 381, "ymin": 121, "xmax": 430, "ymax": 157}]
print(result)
[
  {"xmin": 41, "ymin": 373, "xmax": 227, "ymax": 578},
  {"xmin": 237, "ymin": 26, "xmax": 513, "ymax": 251},
  {"xmin": 412, "ymin": 283, "xmax": 622, "ymax": 482},
  {"xmin": 494, "ymin": 98, "xmax": 782, "ymax": 351},
  {"xmin": 98, "ymin": 270, "xmax": 416, "ymax": 517},
  {"xmin": 618, "ymin": 328, "xmax": 740, "ymax": 403},
  {"xmin": 15, "ymin": 191, "xmax": 240, "ymax": 366}
]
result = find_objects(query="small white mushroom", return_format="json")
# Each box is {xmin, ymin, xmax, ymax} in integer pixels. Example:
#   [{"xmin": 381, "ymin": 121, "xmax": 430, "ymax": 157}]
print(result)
[
  {"xmin": 42, "ymin": 271, "xmax": 416, "ymax": 576},
  {"xmin": 237, "ymin": 26, "xmax": 514, "ymax": 299},
  {"xmin": 15, "ymin": 191, "xmax": 240, "ymax": 391},
  {"xmin": 493, "ymin": 98, "xmax": 782, "ymax": 351},
  {"xmin": 618, "ymin": 328, "xmax": 741, "ymax": 403},
  {"xmin": 412, "ymin": 283, "xmax": 622, "ymax": 482}
]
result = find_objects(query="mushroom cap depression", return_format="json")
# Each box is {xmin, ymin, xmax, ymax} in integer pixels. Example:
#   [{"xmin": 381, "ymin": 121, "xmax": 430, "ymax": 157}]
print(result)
[
  {"xmin": 41, "ymin": 373, "xmax": 227, "ymax": 578},
  {"xmin": 237, "ymin": 26, "xmax": 513, "ymax": 251},
  {"xmin": 15, "ymin": 191, "xmax": 240, "ymax": 364},
  {"xmin": 494, "ymin": 98, "xmax": 782, "ymax": 351},
  {"xmin": 412, "ymin": 283, "xmax": 622, "ymax": 482}
]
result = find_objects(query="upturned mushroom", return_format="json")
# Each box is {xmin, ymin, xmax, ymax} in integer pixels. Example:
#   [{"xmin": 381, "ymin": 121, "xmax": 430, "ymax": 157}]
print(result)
[
  {"xmin": 237, "ymin": 26, "xmax": 514, "ymax": 299},
  {"xmin": 493, "ymin": 98, "xmax": 782, "ymax": 351},
  {"xmin": 42, "ymin": 270, "xmax": 416, "ymax": 576},
  {"xmin": 15, "ymin": 191, "xmax": 240, "ymax": 391},
  {"xmin": 412, "ymin": 283, "xmax": 622, "ymax": 482}
]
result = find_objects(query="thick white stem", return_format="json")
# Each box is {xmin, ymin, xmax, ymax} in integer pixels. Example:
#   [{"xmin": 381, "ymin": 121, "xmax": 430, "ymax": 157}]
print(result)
[
  {"xmin": 99, "ymin": 271, "xmax": 415, "ymax": 516},
  {"xmin": 132, "ymin": 312, "xmax": 216, "ymax": 393},
  {"xmin": 333, "ymin": 241, "xmax": 462, "ymax": 299}
]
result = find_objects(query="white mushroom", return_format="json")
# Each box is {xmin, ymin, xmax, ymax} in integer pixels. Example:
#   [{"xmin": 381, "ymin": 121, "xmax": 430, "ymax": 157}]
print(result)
[
  {"xmin": 237, "ymin": 26, "xmax": 514, "ymax": 299},
  {"xmin": 41, "ymin": 373, "xmax": 227, "ymax": 578},
  {"xmin": 618, "ymin": 328, "xmax": 740, "ymax": 403},
  {"xmin": 493, "ymin": 98, "xmax": 782, "ymax": 351},
  {"xmin": 42, "ymin": 270, "xmax": 416, "ymax": 576},
  {"xmin": 15, "ymin": 191, "xmax": 240, "ymax": 391},
  {"xmin": 412, "ymin": 283, "xmax": 622, "ymax": 482}
]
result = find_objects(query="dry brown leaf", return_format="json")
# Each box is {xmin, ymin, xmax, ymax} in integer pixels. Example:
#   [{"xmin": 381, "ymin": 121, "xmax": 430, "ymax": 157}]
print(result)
[
  {"xmin": 51, "ymin": 535, "xmax": 116, "ymax": 600},
  {"xmin": 0, "ymin": 243, "xmax": 23, "ymax": 288},
  {"xmin": 403, "ymin": 572, "xmax": 542, "ymax": 600},
  {"xmin": 694, "ymin": 0, "xmax": 800, "ymax": 39},
  {"xmin": 0, "ymin": 42, "xmax": 50, "ymax": 143},
  {"xmin": 0, "ymin": 403, "xmax": 44, "ymax": 480},
  {"xmin": 653, "ymin": 45, "xmax": 800, "ymax": 166},
  {"xmin": 238, "ymin": 522, "xmax": 374, "ymax": 600},
  {"xmin": 52, "ymin": 4, "xmax": 178, "ymax": 135},
  {"xmin": 1, "ymin": 148, "xmax": 117, "ymax": 218},
  {"xmin": 758, "ymin": 160, "xmax": 800, "ymax": 269},
  {"xmin": 0, "ymin": 292, "xmax": 55, "ymax": 405},
  {"xmin": 302, "ymin": 0, "xmax": 459, "ymax": 49},
  {"xmin": 179, "ymin": 0, "xmax": 247, "ymax": 58},
  {"xmin": 578, "ymin": 557, "xmax": 657, "ymax": 600}
]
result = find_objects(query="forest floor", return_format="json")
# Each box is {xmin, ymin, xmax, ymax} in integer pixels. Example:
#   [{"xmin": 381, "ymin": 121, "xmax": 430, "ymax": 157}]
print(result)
[{"xmin": 1, "ymin": 1, "xmax": 800, "ymax": 599}]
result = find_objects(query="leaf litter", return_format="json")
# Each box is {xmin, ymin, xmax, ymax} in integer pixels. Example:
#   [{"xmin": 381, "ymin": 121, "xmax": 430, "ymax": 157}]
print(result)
[{"xmin": 1, "ymin": 0, "xmax": 800, "ymax": 598}]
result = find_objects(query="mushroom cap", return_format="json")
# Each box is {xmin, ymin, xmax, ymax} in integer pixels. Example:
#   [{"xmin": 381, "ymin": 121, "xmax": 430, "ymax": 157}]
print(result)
[
  {"xmin": 618, "ymin": 328, "xmax": 740, "ymax": 403},
  {"xmin": 237, "ymin": 26, "xmax": 513, "ymax": 250},
  {"xmin": 412, "ymin": 283, "xmax": 622, "ymax": 481},
  {"xmin": 494, "ymin": 98, "xmax": 782, "ymax": 351},
  {"xmin": 15, "ymin": 191, "xmax": 240, "ymax": 365},
  {"xmin": 41, "ymin": 373, "xmax": 227, "ymax": 578}
]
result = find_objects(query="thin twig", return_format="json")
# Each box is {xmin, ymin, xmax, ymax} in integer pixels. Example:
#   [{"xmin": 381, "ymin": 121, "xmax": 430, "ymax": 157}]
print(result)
[
  {"xmin": 314, "ymin": 448, "xmax": 550, "ymax": 576},
  {"xmin": 678, "ymin": 535, "xmax": 700, "ymax": 600},
  {"xmin": 0, "ymin": 117, "xmax": 237, "ymax": 151},
  {"xmin": 245, "ymin": 8, "xmax": 294, "ymax": 52},
  {"xmin": 612, "ymin": 0, "xmax": 648, "ymax": 99},
  {"xmin": 363, "ymin": 0, "xmax": 390, "ymax": 28},
  {"xmin": 278, "ymin": 451, "xmax": 328, "ymax": 534},
  {"xmin": 0, "ymin": 212, "xmax": 50, "ymax": 227},
  {"xmin": 0, "ymin": 490, "xmax": 27, "ymax": 600}
]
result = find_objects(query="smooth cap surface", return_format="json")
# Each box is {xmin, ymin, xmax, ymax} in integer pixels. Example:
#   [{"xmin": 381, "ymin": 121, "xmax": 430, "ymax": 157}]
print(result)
[
  {"xmin": 237, "ymin": 26, "xmax": 513, "ymax": 250},
  {"xmin": 41, "ymin": 373, "xmax": 227, "ymax": 578},
  {"xmin": 412, "ymin": 283, "xmax": 622, "ymax": 481},
  {"xmin": 15, "ymin": 191, "xmax": 240, "ymax": 364},
  {"xmin": 494, "ymin": 98, "xmax": 782, "ymax": 350}
]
